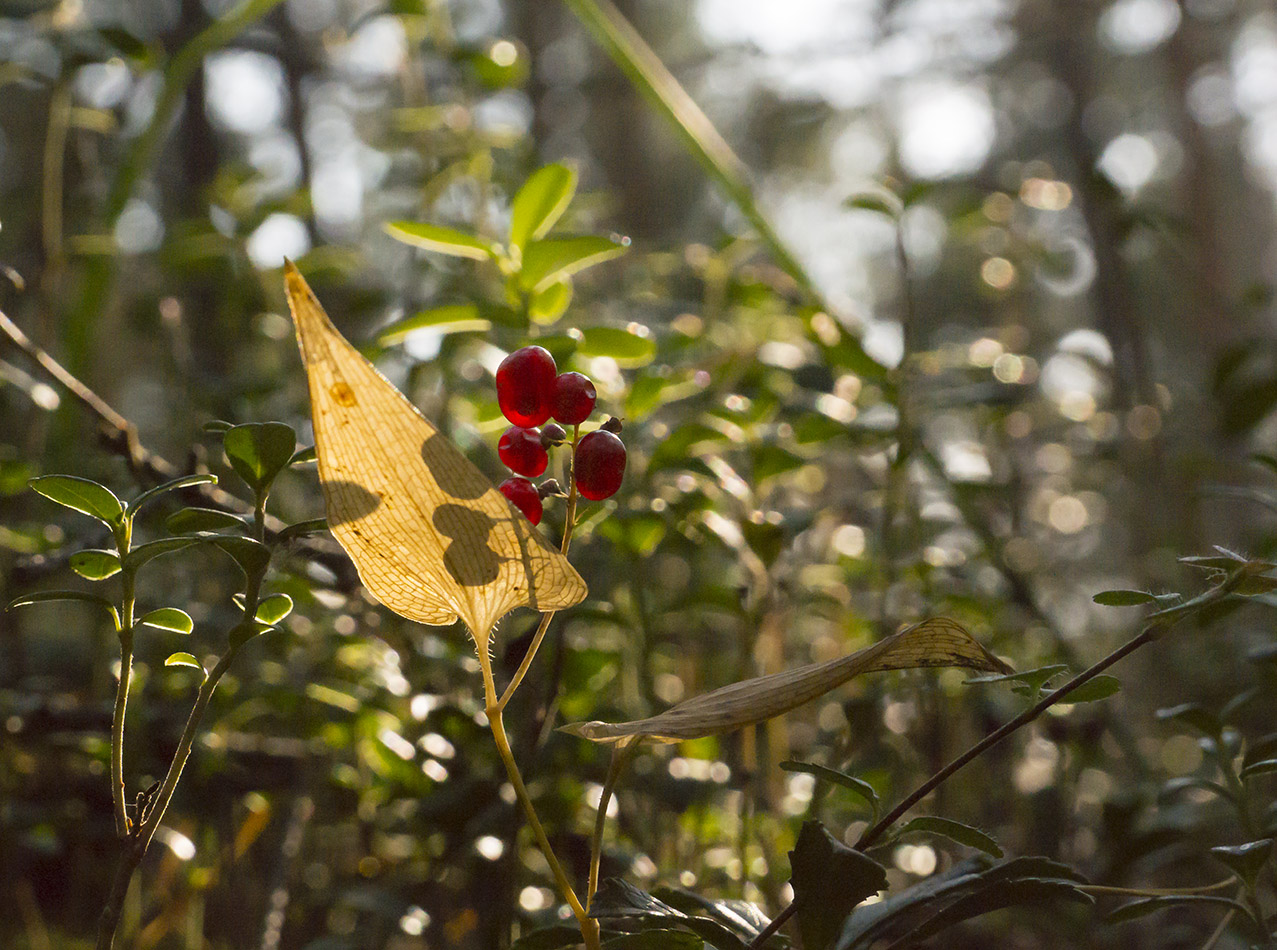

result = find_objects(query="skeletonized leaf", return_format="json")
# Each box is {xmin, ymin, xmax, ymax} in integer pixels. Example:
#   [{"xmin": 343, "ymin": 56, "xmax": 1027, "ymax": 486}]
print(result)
[
  {"xmin": 561, "ymin": 618, "xmax": 1010, "ymax": 743},
  {"xmin": 285, "ymin": 263, "xmax": 587, "ymax": 645}
]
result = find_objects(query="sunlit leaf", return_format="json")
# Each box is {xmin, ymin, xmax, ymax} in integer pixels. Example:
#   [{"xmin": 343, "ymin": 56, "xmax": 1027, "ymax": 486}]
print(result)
[
  {"xmin": 528, "ymin": 278, "xmax": 573, "ymax": 325},
  {"xmin": 139, "ymin": 607, "xmax": 194, "ymax": 634},
  {"xmin": 126, "ymin": 473, "xmax": 217, "ymax": 517},
  {"xmin": 276, "ymin": 518, "xmax": 329, "ymax": 543},
  {"xmin": 70, "ymin": 549, "xmax": 121, "ymax": 581},
  {"xmin": 844, "ymin": 189, "xmax": 902, "ymax": 218},
  {"xmin": 285, "ymin": 263, "xmax": 587, "ymax": 645},
  {"xmin": 224, "ymin": 422, "xmax": 296, "ymax": 495},
  {"xmin": 6, "ymin": 590, "xmax": 118, "ymax": 623},
  {"xmin": 780, "ymin": 760, "xmax": 879, "ymax": 819},
  {"xmin": 384, "ymin": 220, "xmax": 498, "ymax": 261},
  {"xmin": 377, "ymin": 304, "xmax": 493, "ymax": 346},
  {"xmin": 289, "ymin": 446, "xmax": 317, "ymax": 466},
  {"xmin": 509, "ymin": 163, "xmax": 577, "ymax": 250},
  {"xmin": 518, "ymin": 234, "xmax": 628, "ymax": 292},
  {"xmin": 1059, "ymin": 675, "xmax": 1121, "ymax": 704},
  {"xmin": 164, "ymin": 651, "xmax": 203, "ymax": 670},
  {"xmin": 893, "ymin": 817, "xmax": 1003, "ymax": 858},
  {"xmin": 255, "ymin": 593, "xmax": 293, "ymax": 625},
  {"xmin": 562, "ymin": 618, "xmax": 1010, "ymax": 743},
  {"xmin": 577, "ymin": 325, "xmax": 656, "ymax": 367},
  {"xmin": 29, "ymin": 475, "xmax": 124, "ymax": 526}
]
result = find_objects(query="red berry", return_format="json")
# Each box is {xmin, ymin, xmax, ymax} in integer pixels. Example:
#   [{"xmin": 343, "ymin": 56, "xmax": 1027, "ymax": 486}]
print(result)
[
  {"xmin": 497, "ymin": 346, "xmax": 556, "ymax": 427},
  {"xmin": 552, "ymin": 372, "xmax": 597, "ymax": 425},
  {"xmin": 498, "ymin": 476, "xmax": 543, "ymax": 525},
  {"xmin": 574, "ymin": 430, "xmax": 626, "ymax": 501},
  {"xmin": 498, "ymin": 426, "xmax": 548, "ymax": 477}
]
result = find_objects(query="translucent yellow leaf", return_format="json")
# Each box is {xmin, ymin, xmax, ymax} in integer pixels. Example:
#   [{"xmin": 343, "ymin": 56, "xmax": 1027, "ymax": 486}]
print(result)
[
  {"xmin": 561, "ymin": 617, "xmax": 1010, "ymax": 743},
  {"xmin": 285, "ymin": 263, "xmax": 587, "ymax": 646}
]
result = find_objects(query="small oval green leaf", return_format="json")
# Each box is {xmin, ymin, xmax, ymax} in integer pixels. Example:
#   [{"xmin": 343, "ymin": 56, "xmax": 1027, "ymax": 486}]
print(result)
[
  {"xmin": 70, "ymin": 549, "xmax": 122, "ymax": 581},
  {"xmin": 528, "ymin": 278, "xmax": 572, "ymax": 325},
  {"xmin": 7, "ymin": 590, "xmax": 117, "ymax": 618},
  {"xmin": 139, "ymin": 607, "xmax": 194, "ymax": 634},
  {"xmin": 377, "ymin": 304, "xmax": 493, "ymax": 346},
  {"xmin": 518, "ymin": 234, "xmax": 628, "ymax": 292},
  {"xmin": 206, "ymin": 535, "xmax": 272, "ymax": 580},
  {"xmin": 29, "ymin": 475, "xmax": 124, "ymax": 526},
  {"xmin": 893, "ymin": 816, "xmax": 1003, "ymax": 858},
  {"xmin": 126, "ymin": 473, "xmax": 217, "ymax": 517},
  {"xmin": 224, "ymin": 422, "xmax": 297, "ymax": 494},
  {"xmin": 509, "ymin": 163, "xmax": 577, "ymax": 250},
  {"xmin": 780, "ymin": 760, "xmax": 879, "ymax": 819},
  {"xmin": 166, "ymin": 507, "xmax": 248, "ymax": 535},
  {"xmin": 1092, "ymin": 589, "xmax": 1158, "ymax": 607},
  {"xmin": 255, "ymin": 593, "xmax": 293, "ymax": 625},
  {"xmin": 384, "ymin": 220, "xmax": 498, "ymax": 260},
  {"xmin": 123, "ymin": 537, "xmax": 199, "ymax": 572},
  {"xmin": 164, "ymin": 651, "xmax": 203, "ymax": 670},
  {"xmin": 276, "ymin": 518, "xmax": 329, "ymax": 544},
  {"xmin": 1059, "ymin": 674, "xmax": 1122, "ymax": 704},
  {"xmin": 578, "ymin": 326, "xmax": 656, "ymax": 367}
]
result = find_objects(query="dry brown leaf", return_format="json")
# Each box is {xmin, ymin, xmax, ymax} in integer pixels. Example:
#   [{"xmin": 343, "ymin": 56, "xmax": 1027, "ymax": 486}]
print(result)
[
  {"xmin": 285, "ymin": 263, "xmax": 587, "ymax": 645},
  {"xmin": 561, "ymin": 618, "xmax": 1011, "ymax": 743}
]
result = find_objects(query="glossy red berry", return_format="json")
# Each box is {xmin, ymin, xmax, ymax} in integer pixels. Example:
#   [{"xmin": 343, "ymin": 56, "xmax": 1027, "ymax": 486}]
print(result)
[
  {"xmin": 496, "ymin": 346, "xmax": 557, "ymax": 427},
  {"xmin": 552, "ymin": 372, "xmax": 597, "ymax": 425},
  {"xmin": 498, "ymin": 426, "xmax": 548, "ymax": 477},
  {"xmin": 574, "ymin": 430, "xmax": 626, "ymax": 501},
  {"xmin": 498, "ymin": 476, "xmax": 543, "ymax": 525}
]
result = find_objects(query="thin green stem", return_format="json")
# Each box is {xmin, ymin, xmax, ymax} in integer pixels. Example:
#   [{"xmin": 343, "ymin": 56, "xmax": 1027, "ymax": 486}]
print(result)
[
  {"xmin": 109, "ymin": 519, "xmax": 135, "ymax": 839},
  {"xmin": 498, "ymin": 425, "xmax": 580, "ymax": 711},
  {"xmin": 588, "ymin": 739, "xmax": 636, "ymax": 907},
  {"xmin": 479, "ymin": 651, "xmax": 599, "ymax": 949}
]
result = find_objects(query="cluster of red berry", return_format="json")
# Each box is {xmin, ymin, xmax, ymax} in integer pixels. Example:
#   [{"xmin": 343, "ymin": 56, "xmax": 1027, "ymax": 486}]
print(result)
[{"xmin": 494, "ymin": 345, "xmax": 626, "ymax": 525}]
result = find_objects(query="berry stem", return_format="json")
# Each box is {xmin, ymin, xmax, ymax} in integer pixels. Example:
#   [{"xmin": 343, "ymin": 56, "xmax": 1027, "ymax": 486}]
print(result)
[{"xmin": 498, "ymin": 424, "xmax": 581, "ymax": 711}]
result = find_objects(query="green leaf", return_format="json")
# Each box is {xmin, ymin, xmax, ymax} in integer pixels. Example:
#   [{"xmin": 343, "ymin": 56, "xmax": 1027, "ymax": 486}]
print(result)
[
  {"xmin": 790, "ymin": 821, "xmax": 887, "ymax": 950},
  {"xmin": 1107, "ymin": 895, "xmax": 1256, "ymax": 926},
  {"xmin": 166, "ymin": 507, "xmax": 248, "ymax": 534},
  {"xmin": 206, "ymin": 535, "xmax": 272, "ymax": 580},
  {"xmin": 224, "ymin": 422, "xmax": 297, "ymax": 495},
  {"xmin": 255, "ymin": 593, "xmax": 293, "ymax": 625},
  {"xmin": 518, "ymin": 234, "xmax": 629, "ymax": 292},
  {"xmin": 1155, "ymin": 703, "xmax": 1221, "ymax": 737},
  {"xmin": 601, "ymin": 932, "xmax": 703, "ymax": 950},
  {"xmin": 586, "ymin": 879, "xmax": 749, "ymax": 950},
  {"xmin": 1210, "ymin": 840, "xmax": 1273, "ymax": 887},
  {"xmin": 164, "ymin": 651, "xmax": 203, "ymax": 671},
  {"xmin": 29, "ymin": 475, "xmax": 124, "ymax": 526},
  {"xmin": 203, "ymin": 420, "xmax": 233, "ymax": 433},
  {"xmin": 1059, "ymin": 675, "xmax": 1121, "ymax": 704},
  {"xmin": 966, "ymin": 664, "xmax": 1068, "ymax": 689},
  {"xmin": 780, "ymin": 760, "xmax": 880, "ymax": 819},
  {"xmin": 844, "ymin": 189, "xmax": 903, "ymax": 218},
  {"xmin": 376, "ymin": 304, "xmax": 493, "ymax": 346},
  {"xmin": 894, "ymin": 817, "xmax": 1003, "ymax": 858},
  {"xmin": 578, "ymin": 326, "xmax": 656, "ymax": 367},
  {"xmin": 139, "ymin": 607, "xmax": 193, "ymax": 634},
  {"xmin": 1092, "ymin": 589, "xmax": 1158, "ymax": 607},
  {"xmin": 123, "ymin": 537, "xmax": 199, "ymax": 572},
  {"xmin": 276, "ymin": 518, "xmax": 329, "ymax": 544},
  {"xmin": 70, "ymin": 549, "xmax": 122, "ymax": 581},
  {"xmin": 528, "ymin": 278, "xmax": 573, "ymax": 325},
  {"xmin": 1241, "ymin": 758, "xmax": 1277, "ymax": 780},
  {"xmin": 509, "ymin": 163, "xmax": 577, "ymax": 250},
  {"xmin": 289, "ymin": 446, "xmax": 317, "ymax": 466},
  {"xmin": 6, "ymin": 590, "xmax": 118, "ymax": 622},
  {"xmin": 126, "ymin": 473, "xmax": 217, "ymax": 517},
  {"xmin": 384, "ymin": 220, "xmax": 498, "ymax": 260}
]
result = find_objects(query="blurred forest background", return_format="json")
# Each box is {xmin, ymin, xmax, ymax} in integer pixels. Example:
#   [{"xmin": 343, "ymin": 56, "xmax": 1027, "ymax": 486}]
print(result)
[{"xmin": 5, "ymin": 0, "xmax": 1277, "ymax": 947}]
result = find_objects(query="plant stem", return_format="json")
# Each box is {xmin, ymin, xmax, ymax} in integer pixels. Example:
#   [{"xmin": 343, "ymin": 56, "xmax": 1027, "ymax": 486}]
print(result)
[
  {"xmin": 479, "ymin": 651, "xmax": 600, "ymax": 949},
  {"xmin": 588, "ymin": 739, "xmax": 636, "ymax": 907},
  {"xmin": 96, "ymin": 647, "xmax": 239, "ymax": 950},
  {"xmin": 109, "ymin": 518, "xmax": 136, "ymax": 839},
  {"xmin": 745, "ymin": 900, "xmax": 799, "ymax": 950},
  {"xmin": 857, "ymin": 578, "xmax": 1240, "ymax": 849},
  {"xmin": 498, "ymin": 425, "xmax": 580, "ymax": 711}
]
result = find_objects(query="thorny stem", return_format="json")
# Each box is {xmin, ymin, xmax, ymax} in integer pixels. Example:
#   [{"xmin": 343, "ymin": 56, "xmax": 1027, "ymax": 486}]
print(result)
[
  {"xmin": 479, "ymin": 650, "xmax": 600, "ymax": 950},
  {"xmin": 498, "ymin": 424, "xmax": 580, "ymax": 711}
]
